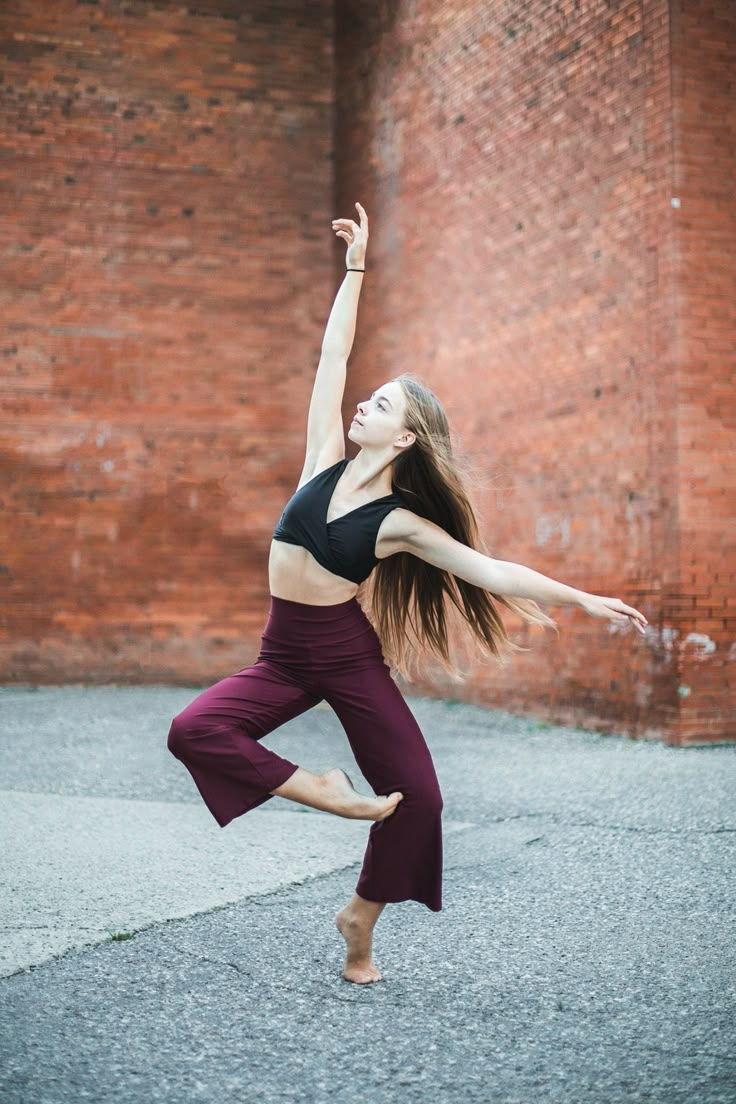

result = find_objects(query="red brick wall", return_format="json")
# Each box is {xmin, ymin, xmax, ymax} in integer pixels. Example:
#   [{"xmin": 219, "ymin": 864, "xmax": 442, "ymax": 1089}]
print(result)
[
  {"xmin": 1, "ymin": 0, "xmax": 335, "ymax": 683},
  {"xmin": 335, "ymin": 0, "xmax": 735, "ymax": 745},
  {"xmin": 3, "ymin": 1, "xmax": 733, "ymax": 745},
  {"xmin": 671, "ymin": 0, "xmax": 736, "ymax": 743}
]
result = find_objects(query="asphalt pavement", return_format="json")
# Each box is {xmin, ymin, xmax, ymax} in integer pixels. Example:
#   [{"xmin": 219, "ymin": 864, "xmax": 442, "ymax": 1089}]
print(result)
[{"xmin": 1, "ymin": 685, "xmax": 734, "ymax": 1103}]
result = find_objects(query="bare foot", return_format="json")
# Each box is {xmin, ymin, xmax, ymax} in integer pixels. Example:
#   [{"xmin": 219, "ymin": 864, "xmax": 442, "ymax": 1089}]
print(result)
[
  {"xmin": 323, "ymin": 768, "xmax": 403, "ymax": 822},
  {"xmin": 335, "ymin": 905, "xmax": 383, "ymax": 983},
  {"xmin": 270, "ymin": 766, "xmax": 402, "ymax": 821}
]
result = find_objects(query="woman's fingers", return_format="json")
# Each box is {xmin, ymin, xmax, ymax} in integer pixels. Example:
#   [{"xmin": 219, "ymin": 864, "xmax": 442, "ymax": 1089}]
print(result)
[
  {"xmin": 608, "ymin": 597, "xmax": 647, "ymax": 623},
  {"xmin": 584, "ymin": 594, "xmax": 648, "ymax": 635},
  {"xmin": 620, "ymin": 604, "xmax": 648, "ymax": 634},
  {"xmin": 332, "ymin": 204, "xmax": 368, "ymax": 234},
  {"xmin": 623, "ymin": 610, "xmax": 646, "ymax": 633},
  {"xmin": 625, "ymin": 606, "xmax": 648, "ymax": 630}
]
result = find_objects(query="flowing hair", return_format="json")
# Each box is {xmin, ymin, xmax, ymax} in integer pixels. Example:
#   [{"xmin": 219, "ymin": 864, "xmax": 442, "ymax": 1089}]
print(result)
[{"xmin": 362, "ymin": 375, "xmax": 559, "ymax": 681}]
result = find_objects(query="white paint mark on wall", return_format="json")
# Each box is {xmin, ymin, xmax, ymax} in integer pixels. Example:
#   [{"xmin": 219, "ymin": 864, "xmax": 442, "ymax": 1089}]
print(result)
[
  {"xmin": 535, "ymin": 514, "xmax": 570, "ymax": 547},
  {"xmin": 681, "ymin": 633, "xmax": 717, "ymax": 659},
  {"xmin": 626, "ymin": 626, "xmax": 717, "ymax": 662},
  {"xmin": 638, "ymin": 626, "xmax": 679, "ymax": 657}
]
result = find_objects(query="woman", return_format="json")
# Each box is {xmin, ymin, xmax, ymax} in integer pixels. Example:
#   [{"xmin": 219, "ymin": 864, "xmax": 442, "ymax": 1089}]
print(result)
[{"xmin": 167, "ymin": 201, "xmax": 648, "ymax": 985}]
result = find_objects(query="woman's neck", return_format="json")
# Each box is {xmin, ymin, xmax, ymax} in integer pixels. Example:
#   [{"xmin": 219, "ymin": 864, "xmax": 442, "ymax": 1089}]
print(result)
[{"xmin": 346, "ymin": 448, "xmax": 396, "ymax": 494}]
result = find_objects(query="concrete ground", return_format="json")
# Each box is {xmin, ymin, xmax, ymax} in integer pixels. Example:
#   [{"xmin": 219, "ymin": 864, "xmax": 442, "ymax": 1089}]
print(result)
[{"xmin": 0, "ymin": 685, "xmax": 734, "ymax": 1104}]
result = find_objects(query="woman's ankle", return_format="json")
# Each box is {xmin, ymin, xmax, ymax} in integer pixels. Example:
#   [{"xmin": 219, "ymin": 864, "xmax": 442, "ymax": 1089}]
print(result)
[
  {"xmin": 345, "ymin": 893, "xmax": 386, "ymax": 927},
  {"xmin": 270, "ymin": 766, "xmax": 330, "ymax": 811}
]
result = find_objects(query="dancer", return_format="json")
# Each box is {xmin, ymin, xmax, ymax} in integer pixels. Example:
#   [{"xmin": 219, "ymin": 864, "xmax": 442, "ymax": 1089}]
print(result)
[{"xmin": 167, "ymin": 201, "xmax": 648, "ymax": 984}]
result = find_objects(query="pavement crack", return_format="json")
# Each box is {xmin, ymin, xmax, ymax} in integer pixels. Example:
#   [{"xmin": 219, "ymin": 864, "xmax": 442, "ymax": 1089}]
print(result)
[
  {"xmin": 559, "ymin": 820, "xmax": 734, "ymax": 836},
  {"xmin": 2, "ymin": 925, "xmax": 110, "ymax": 931},
  {"xmin": 172, "ymin": 946, "xmax": 248, "ymax": 975},
  {"xmin": 481, "ymin": 813, "xmax": 734, "ymax": 836}
]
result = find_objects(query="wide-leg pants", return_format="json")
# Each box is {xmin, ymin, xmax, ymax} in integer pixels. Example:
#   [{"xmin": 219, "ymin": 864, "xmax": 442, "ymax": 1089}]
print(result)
[{"xmin": 166, "ymin": 595, "xmax": 443, "ymax": 911}]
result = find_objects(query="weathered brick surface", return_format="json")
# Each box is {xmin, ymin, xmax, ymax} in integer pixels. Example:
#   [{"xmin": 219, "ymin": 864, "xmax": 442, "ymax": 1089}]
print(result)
[
  {"xmin": 1, "ymin": 0, "xmax": 336, "ymax": 684},
  {"xmin": 2, "ymin": 0, "xmax": 733, "ymax": 745},
  {"xmin": 668, "ymin": 0, "xmax": 736, "ymax": 744},
  {"xmin": 335, "ymin": 0, "xmax": 735, "ymax": 745}
]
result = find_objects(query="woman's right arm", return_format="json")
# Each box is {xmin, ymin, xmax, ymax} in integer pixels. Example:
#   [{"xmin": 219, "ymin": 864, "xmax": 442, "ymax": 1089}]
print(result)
[
  {"xmin": 298, "ymin": 203, "xmax": 368, "ymax": 487},
  {"xmin": 299, "ymin": 280, "xmax": 359, "ymax": 486}
]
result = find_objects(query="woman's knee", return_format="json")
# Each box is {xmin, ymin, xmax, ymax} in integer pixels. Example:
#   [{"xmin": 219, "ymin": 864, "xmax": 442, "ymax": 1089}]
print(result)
[
  {"xmin": 166, "ymin": 712, "xmax": 196, "ymax": 757},
  {"xmin": 427, "ymin": 785, "xmax": 444, "ymax": 816},
  {"xmin": 406, "ymin": 780, "xmax": 443, "ymax": 817}
]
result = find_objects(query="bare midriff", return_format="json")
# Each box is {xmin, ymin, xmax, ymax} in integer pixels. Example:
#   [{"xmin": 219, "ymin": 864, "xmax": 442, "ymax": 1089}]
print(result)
[
  {"xmin": 268, "ymin": 527, "xmax": 399, "ymax": 604},
  {"xmin": 268, "ymin": 540, "xmax": 361, "ymax": 605}
]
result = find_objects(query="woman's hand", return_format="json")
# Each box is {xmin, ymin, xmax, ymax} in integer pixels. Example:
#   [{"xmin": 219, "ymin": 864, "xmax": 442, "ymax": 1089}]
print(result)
[
  {"xmin": 579, "ymin": 594, "xmax": 648, "ymax": 635},
  {"xmin": 332, "ymin": 202, "xmax": 369, "ymax": 268}
]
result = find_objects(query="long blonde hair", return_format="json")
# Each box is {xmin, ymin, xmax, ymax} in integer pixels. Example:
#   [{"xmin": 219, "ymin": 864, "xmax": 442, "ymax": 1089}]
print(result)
[{"xmin": 363, "ymin": 375, "xmax": 559, "ymax": 680}]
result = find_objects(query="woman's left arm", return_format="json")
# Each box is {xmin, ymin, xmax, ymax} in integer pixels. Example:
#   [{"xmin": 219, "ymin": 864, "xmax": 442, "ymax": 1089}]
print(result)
[{"xmin": 379, "ymin": 509, "xmax": 649, "ymax": 634}]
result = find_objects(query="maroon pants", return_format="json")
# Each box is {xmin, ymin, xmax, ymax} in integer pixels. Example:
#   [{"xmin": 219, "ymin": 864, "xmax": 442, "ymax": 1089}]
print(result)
[{"xmin": 167, "ymin": 596, "xmax": 443, "ymax": 911}]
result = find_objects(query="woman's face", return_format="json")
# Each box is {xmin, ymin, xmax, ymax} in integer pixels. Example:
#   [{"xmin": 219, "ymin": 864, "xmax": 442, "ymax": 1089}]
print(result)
[{"xmin": 348, "ymin": 380, "xmax": 414, "ymax": 451}]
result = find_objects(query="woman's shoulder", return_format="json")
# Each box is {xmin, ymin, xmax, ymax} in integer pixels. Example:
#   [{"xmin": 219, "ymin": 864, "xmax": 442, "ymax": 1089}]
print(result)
[
  {"xmin": 379, "ymin": 505, "xmax": 426, "ymax": 541},
  {"xmin": 296, "ymin": 451, "xmax": 347, "ymax": 491},
  {"xmin": 386, "ymin": 503, "xmax": 464, "ymax": 545}
]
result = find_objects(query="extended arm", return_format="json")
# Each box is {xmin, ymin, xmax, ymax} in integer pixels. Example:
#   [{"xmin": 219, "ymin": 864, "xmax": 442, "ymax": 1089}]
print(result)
[
  {"xmin": 378, "ymin": 509, "xmax": 648, "ymax": 632},
  {"xmin": 321, "ymin": 270, "xmax": 365, "ymax": 356},
  {"xmin": 301, "ymin": 273, "xmax": 362, "ymax": 479},
  {"xmin": 299, "ymin": 203, "xmax": 368, "ymax": 486},
  {"xmin": 400, "ymin": 512, "xmax": 585, "ymax": 604}
]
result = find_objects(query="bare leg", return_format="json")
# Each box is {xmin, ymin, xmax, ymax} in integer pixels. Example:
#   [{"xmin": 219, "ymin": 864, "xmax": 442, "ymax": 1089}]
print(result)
[
  {"xmin": 271, "ymin": 768, "xmax": 397, "ymax": 980},
  {"xmin": 335, "ymin": 893, "xmax": 386, "ymax": 983},
  {"xmin": 271, "ymin": 766, "xmax": 403, "ymax": 822}
]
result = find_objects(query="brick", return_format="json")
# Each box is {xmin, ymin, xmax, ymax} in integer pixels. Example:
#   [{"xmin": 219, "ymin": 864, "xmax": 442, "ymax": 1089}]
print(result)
[{"xmin": 2, "ymin": 0, "xmax": 733, "ymax": 746}]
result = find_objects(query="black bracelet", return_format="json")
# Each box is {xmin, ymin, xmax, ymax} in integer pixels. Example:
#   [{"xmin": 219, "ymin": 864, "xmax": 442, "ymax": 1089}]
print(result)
[{"xmin": 347, "ymin": 268, "xmax": 365, "ymax": 272}]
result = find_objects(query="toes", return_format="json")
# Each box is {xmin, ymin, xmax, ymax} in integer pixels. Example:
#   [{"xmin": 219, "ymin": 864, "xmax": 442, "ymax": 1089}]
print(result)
[{"xmin": 342, "ymin": 971, "xmax": 382, "ymax": 984}]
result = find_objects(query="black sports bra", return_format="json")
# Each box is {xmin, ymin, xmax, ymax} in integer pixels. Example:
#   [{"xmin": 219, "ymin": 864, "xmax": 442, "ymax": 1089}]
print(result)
[{"xmin": 272, "ymin": 459, "xmax": 405, "ymax": 585}]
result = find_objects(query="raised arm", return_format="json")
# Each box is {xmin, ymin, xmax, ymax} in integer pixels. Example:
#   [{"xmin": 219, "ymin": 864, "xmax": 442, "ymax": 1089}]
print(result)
[{"xmin": 299, "ymin": 202, "xmax": 369, "ymax": 487}]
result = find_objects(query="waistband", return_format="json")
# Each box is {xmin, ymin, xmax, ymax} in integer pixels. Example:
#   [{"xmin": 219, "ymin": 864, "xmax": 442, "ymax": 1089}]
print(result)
[
  {"xmin": 267, "ymin": 594, "xmax": 361, "ymax": 619},
  {"xmin": 260, "ymin": 594, "xmax": 382, "ymax": 668}
]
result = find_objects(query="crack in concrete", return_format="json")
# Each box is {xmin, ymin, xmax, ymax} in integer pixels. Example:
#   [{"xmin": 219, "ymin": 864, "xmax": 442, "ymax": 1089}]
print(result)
[
  {"xmin": 558, "ymin": 820, "xmax": 734, "ymax": 836},
  {"xmin": 478, "ymin": 812, "xmax": 734, "ymax": 835},
  {"xmin": 2, "ymin": 925, "xmax": 113, "ymax": 932},
  {"xmin": 170, "ymin": 946, "xmax": 250, "ymax": 975}
]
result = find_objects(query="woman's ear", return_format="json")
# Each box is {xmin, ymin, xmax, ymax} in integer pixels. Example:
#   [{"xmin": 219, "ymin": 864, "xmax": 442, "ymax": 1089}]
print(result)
[{"xmin": 395, "ymin": 429, "xmax": 416, "ymax": 450}]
